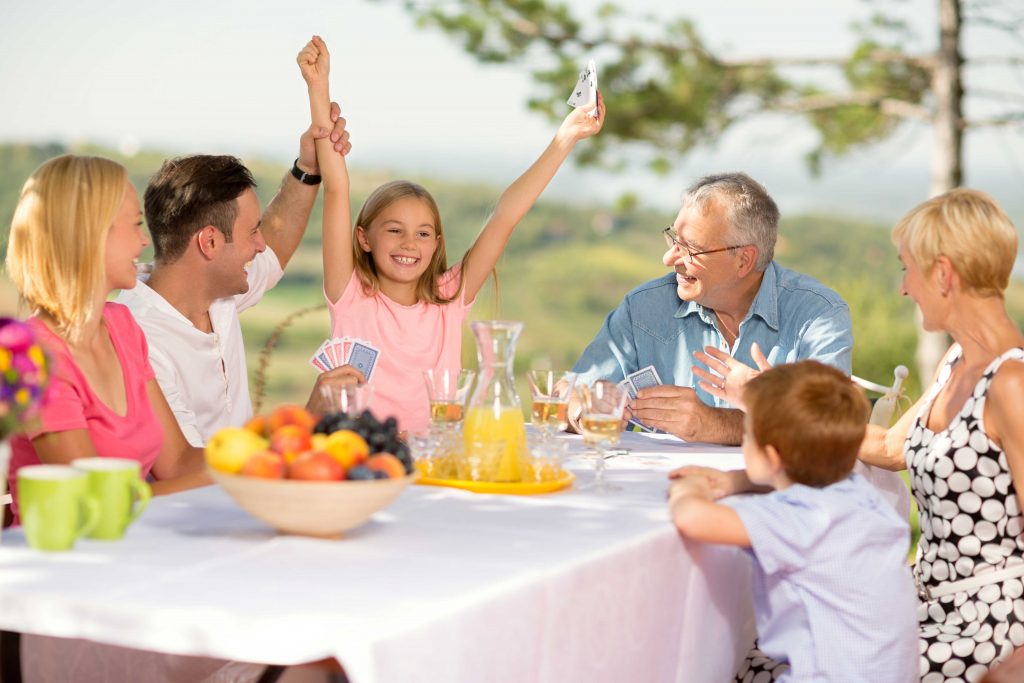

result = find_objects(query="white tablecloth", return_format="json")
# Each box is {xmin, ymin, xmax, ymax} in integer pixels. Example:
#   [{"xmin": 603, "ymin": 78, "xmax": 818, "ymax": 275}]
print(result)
[{"xmin": 0, "ymin": 432, "xmax": 755, "ymax": 683}]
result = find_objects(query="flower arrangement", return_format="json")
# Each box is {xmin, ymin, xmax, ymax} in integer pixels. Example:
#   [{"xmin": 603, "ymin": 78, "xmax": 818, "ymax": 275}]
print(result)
[{"xmin": 0, "ymin": 318, "xmax": 49, "ymax": 440}]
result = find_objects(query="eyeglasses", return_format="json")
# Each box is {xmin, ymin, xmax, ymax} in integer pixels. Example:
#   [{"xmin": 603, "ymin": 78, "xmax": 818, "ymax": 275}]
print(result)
[{"xmin": 662, "ymin": 227, "xmax": 749, "ymax": 264}]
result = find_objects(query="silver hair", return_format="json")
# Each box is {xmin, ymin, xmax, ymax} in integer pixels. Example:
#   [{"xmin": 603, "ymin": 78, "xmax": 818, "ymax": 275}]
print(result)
[{"xmin": 682, "ymin": 173, "xmax": 779, "ymax": 272}]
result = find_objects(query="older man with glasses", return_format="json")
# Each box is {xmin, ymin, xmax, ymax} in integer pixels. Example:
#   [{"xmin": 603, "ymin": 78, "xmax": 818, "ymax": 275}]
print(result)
[{"xmin": 571, "ymin": 172, "xmax": 853, "ymax": 445}]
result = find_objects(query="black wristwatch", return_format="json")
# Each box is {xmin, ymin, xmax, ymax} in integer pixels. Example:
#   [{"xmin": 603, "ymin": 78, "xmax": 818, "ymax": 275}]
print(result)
[{"xmin": 290, "ymin": 159, "xmax": 322, "ymax": 185}]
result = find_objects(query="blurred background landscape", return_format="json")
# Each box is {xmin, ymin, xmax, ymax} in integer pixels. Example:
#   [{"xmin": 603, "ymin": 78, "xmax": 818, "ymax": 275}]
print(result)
[{"xmin": 2, "ymin": 0, "xmax": 1023, "ymax": 414}]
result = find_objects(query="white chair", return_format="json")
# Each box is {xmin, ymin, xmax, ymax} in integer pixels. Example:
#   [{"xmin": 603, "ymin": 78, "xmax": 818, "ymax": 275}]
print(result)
[{"xmin": 851, "ymin": 366, "xmax": 911, "ymax": 519}]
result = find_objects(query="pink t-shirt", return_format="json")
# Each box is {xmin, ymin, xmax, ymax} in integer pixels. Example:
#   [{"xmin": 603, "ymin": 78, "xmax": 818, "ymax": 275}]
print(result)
[
  {"xmin": 8, "ymin": 303, "xmax": 164, "ymax": 521},
  {"xmin": 327, "ymin": 265, "xmax": 474, "ymax": 434}
]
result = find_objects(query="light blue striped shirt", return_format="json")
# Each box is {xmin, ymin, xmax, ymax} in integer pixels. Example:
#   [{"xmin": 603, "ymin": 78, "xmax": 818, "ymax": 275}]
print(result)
[{"xmin": 727, "ymin": 474, "xmax": 918, "ymax": 682}]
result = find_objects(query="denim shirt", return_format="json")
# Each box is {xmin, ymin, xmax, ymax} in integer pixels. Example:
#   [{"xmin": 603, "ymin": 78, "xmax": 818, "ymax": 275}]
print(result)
[{"xmin": 572, "ymin": 262, "xmax": 853, "ymax": 408}]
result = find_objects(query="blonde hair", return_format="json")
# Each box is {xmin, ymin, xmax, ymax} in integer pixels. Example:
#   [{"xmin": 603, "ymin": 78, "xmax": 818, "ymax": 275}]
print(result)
[
  {"xmin": 353, "ymin": 180, "xmax": 458, "ymax": 305},
  {"xmin": 892, "ymin": 188, "xmax": 1017, "ymax": 298},
  {"xmin": 6, "ymin": 155, "xmax": 128, "ymax": 341}
]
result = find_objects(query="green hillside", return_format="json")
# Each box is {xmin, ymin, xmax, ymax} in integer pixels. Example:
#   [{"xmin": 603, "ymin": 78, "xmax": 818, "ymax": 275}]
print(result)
[{"xmin": 3, "ymin": 142, "xmax": 1023, "ymax": 414}]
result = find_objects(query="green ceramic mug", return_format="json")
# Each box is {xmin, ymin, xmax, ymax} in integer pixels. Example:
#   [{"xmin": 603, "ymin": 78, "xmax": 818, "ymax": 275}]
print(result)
[
  {"xmin": 71, "ymin": 458, "xmax": 151, "ymax": 540},
  {"xmin": 17, "ymin": 465, "xmax": 100, "ymax": 551}
]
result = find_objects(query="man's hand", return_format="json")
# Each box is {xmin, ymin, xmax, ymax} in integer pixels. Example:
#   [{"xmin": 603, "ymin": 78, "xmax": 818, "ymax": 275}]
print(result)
[
  {"xmin": 668, "ymin": 465, "xmax": 751, "ymax": 500},
  {"xmin": 306, "ymin": 365, "xmax": 366, "ymax": 416},
  {"xmin": 630, "ymin": 384, "xmax": 742, "ymax": 443},
  {"xmin": 691, "ymin": 342, "xmax": 772, "ymax": 412},
  {"xmin": 297, "ymin": 102, "xmax": 350, "ymax": 176}
]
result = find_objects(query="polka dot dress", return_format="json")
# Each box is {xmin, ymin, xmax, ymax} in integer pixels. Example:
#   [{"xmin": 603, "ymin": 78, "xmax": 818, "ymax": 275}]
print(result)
[{"xmin": 909, "ymin": 346, "xmax": 1024, "ymax": 682}]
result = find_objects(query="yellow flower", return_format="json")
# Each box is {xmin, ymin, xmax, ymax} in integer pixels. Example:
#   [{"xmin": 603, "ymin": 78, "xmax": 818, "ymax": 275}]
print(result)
[
  {"xmin": 28, "ymin": 345, "xmax": 45, "ymax": 369},
  {"xmin": 0, "ymin": 349, "xmax": 10, "ymax": 372},
  {"xmin": 15, "ymin": 388, "xmax": 29, "ymax": 405}
]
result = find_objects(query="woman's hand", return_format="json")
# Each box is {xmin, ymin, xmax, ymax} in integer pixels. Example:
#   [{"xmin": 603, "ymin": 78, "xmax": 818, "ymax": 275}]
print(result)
[
  {"xmin": 297, "ymin": 35, "xmax": 330, "ymax": 87},
  {"xmin": 692, "ymin": 342, "xmax": 773, "ymax": 412},
  {"xmin": 557, "ymin": 90, "xmax": 605, "ymax": 144}
]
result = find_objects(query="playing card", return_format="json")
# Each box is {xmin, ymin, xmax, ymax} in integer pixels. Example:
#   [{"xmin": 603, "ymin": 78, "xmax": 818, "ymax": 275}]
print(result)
[
  {"xmin": 628, "ymin": 366, "xmax": 662, "ymax": 391},
  {"xmin": 309, "ymin": 353, "xmax": 329, "ymax": 373},
  {"xmin": 323, "ymin": 339, "xmax": 339, "ymax": 369},
  {"xmin": 624, "ymin": 366, "xmax": 662, "ymax": 432},
  {"xmin": 567, "ymin": 59, "xmax": 599, "ymax": 118},
  {"xmin": 315, "ymin": 347, "xmax": 333, "ymax": 372},
  {"xmin": 348, "ymin": 341, "xmax": 380, "ymax": 382},
  {"xmin": 331, "ymin": 338, "xmax": 346, "ymax": 366},
  {"xmin": 619, "ymin": 377, "xmax": 653, "ymax": 432}
]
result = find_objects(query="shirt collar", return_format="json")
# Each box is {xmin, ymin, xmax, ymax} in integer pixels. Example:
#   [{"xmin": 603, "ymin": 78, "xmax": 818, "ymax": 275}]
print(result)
[{"xmin": 672, "ymin": 262, "xmax": 780, "ymax": 332}]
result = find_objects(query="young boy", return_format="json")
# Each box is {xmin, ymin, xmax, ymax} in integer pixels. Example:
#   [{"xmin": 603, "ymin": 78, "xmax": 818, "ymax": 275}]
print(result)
[{"xmin": 669, "ymin": 360, "xmax": 917, "ymax": 682}]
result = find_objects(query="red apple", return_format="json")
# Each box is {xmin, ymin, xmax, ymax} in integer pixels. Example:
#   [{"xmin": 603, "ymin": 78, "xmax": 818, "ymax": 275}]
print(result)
[
  {"xmin": 240, "ymin": 450, "xmax": 286, "ymax": 479},
  {"xmin": 288, "ymin": 451, "xmax": 345, "ymax": 481}
]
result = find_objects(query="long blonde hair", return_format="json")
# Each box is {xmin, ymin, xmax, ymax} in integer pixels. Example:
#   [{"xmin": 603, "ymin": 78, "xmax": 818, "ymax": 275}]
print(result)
[
  {"xmin": 6, "ymin": 155, "xmax": 128, "ymax": 341},
  {"xmin": 353, "ymin": 180, "xmax": 459, "ymax": 305}
]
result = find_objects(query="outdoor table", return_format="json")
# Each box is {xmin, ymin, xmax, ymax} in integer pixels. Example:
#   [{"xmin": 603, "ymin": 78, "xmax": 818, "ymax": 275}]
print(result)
[{"xmin": 0, "ymin": 431, "xmax": 755, "ymax": 683}]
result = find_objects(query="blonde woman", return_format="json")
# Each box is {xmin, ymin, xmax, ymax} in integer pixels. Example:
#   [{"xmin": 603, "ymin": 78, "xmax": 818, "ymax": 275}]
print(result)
[
  {"xmin": 857, "ymin": 189, "xmax": 1024, "ymax": 680},
  {"xmin": 5, "ymin": 153, "xmax": 283, "ymax": 683},
  {"xmin": 5, "ymin": 154, "xmax": 210, "ymax": 521}
]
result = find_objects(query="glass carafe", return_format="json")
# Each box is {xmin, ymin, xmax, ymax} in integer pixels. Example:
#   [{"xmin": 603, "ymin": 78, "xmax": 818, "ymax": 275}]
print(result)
[{"xmin": 463, "ymin": 321, "xmax": 528, "ymax": 483}]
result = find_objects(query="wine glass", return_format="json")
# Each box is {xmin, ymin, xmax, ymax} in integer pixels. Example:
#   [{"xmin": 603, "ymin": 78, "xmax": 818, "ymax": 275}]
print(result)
[
  {"xmin": 526, "ymin": 370, "xmax": 576, "ymax": 436},
  {"xmin": 576, "ymin": 381, "xmax": 629, "ymax": 493},
  {"xmin": 423, "ymin": 369, "xmax": 475, "ymax": 428}
]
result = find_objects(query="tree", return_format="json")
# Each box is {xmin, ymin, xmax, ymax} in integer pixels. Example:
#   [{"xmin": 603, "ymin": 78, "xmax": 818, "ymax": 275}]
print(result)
[{"xmin": 395, "ymin": 0, "xmax": 1024, "ymax": 383}]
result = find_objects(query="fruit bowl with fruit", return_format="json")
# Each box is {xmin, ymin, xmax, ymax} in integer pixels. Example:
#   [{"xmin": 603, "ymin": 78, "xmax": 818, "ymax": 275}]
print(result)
[{"xmin": 205, "ymin": 405, "xmax": 416, "ymax": 538}]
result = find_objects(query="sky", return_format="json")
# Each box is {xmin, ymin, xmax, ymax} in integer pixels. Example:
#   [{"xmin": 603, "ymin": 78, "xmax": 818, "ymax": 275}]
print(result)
[{"xmin": 2, "ymin": 0, "xmax": 1023, "ymax": 223}]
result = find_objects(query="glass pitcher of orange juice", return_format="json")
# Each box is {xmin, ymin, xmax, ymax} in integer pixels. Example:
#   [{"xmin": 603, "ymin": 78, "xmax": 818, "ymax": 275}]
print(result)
[{"xmin": 462, "ymin": 321, "xmax": 528, "ymax": 482}]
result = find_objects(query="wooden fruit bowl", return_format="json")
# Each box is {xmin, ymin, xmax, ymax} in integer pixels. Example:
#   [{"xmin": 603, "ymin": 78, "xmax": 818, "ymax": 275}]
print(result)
[{"xmin": 209, "ymin": 468, "xmax": 415, "ymax": 538}]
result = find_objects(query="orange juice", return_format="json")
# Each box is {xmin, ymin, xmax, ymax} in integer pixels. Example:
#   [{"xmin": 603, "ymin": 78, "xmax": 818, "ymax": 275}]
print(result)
[{"xmin": 463, "ymin": 405, "xmax": 527, "ymax": 482}]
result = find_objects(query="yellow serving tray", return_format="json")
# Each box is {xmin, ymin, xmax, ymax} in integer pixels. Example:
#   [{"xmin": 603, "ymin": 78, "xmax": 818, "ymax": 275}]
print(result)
[{"xmin": 417, "ymin": 470, "xmax": 574, "ymax": 495}]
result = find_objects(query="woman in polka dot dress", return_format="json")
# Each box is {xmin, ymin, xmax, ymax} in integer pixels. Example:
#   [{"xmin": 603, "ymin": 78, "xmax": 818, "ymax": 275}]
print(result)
[{"xmin": 860, "ymin": 188, "xmax": 1024, "ymax": 682}]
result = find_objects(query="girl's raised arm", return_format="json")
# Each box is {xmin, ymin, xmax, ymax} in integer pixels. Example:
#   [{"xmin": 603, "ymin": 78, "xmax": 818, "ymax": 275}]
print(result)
[
  {"xmin": 298, "ymin": 36, "xmax": 354, "ymax": 303},
  {"xmin": 460, "ymin": 93, "xmax": 605, "ymax": 302}
]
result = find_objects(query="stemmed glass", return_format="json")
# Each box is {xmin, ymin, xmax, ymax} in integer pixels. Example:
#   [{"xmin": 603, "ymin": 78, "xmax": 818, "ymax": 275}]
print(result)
[
  {"xmin": 576, "ymin": 381, "xmax": 629, "ymax": 493},
  {"xmin": 423, "ymin": 369, "xmax": 476, "ymax": 427},
  {"xmin": 527, "ymin": 370, "xmax": 576, "ymax": 436}
]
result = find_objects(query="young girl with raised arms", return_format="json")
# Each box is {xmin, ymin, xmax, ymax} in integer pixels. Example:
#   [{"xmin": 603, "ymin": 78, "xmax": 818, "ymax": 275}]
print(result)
[
  {"xmin": 669, "ymin": 360, "xmax": 918, "ymax": 682},
  {"xmin": 297, "ymin": 36, "xmax": 603, "ymax": 433}
]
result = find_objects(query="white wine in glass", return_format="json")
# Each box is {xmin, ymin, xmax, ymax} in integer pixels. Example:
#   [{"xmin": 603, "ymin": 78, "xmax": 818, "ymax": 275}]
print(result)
[
  {"xmin": 580, "ymin": 414, "xmax": 620, "ymax": 447},
  {"xmin": 532, "ymin": 398, "xmax": 569, "ymax": 432},
  {"xmin": 430, "ymin": 400, "xmax": 464, "ymax": 423}
]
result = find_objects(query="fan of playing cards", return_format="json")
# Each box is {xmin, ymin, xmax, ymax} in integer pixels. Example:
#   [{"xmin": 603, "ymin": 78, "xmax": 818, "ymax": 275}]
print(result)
[
  {"xmin": 618, "ymin": 365, "xmax": 662, "ymax": 432},
  {"xmin": 310, "ymin": 337, "xmax": 380, "ymax": 382}
]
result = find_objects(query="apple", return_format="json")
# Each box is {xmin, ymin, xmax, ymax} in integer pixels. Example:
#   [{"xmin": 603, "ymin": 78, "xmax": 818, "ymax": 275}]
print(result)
[
  {"xmin": 288, "ymin": 451, "xmax": 345, "ymax": 481},
  {"xmin": 240, "ymin": 450, "xmax": 286, "ymax": 479},
  {"xmin": 205, "ymin": 427, "xmax": 268, "ymax": 474},
  {"xmin": 269, "ymin": 424, "xmax": 313, "ymax": 463},
  {"xmin": 366, "ymin": 453, "xmax": 406, "ymax": 480},
  {"xmin": 268, "ymin": 405, "xmax": 315, "ymax": 433},
  {"xmin": 323, "ymin": 430, "xmax": 370, "ymax": 470}
]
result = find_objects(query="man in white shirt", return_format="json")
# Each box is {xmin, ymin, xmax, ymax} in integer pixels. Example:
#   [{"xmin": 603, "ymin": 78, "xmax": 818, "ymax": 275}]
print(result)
[{"xmin": 119, "ymin": 112, "xmax": 360, "ymax": 446}]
